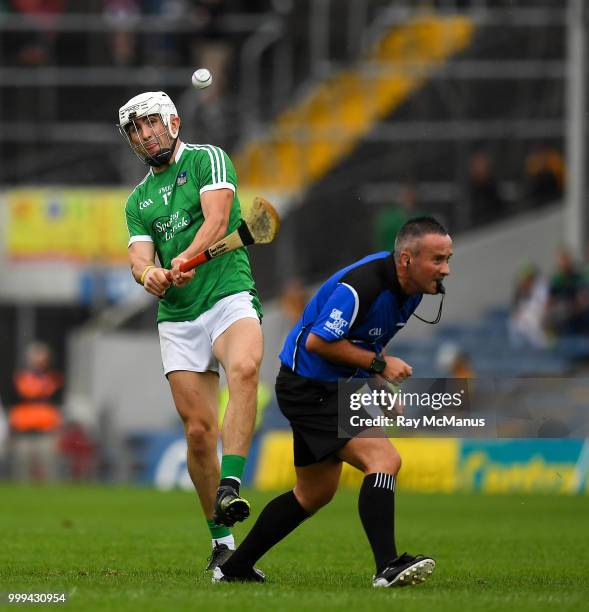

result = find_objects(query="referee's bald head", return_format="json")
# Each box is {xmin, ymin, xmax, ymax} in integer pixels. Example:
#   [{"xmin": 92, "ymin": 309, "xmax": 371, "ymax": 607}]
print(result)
[{"xmin": 394, "ymin": 217, "xmax": 449, "ymax": 259}]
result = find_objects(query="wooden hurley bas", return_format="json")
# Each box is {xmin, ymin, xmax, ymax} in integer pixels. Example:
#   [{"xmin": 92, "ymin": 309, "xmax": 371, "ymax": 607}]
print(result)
[{"xmin": 179, "ymin": 196, "xmax": 280, "ymax": 272}]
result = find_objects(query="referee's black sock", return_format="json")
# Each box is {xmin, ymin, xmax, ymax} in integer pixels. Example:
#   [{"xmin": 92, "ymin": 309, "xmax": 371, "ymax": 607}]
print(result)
[
  {"xmin": 220, "ymin": 491, "xmax": 311, "ymax": 574},
  {"xmin": 358, "ymin": 472, "xmax": 397, "ymax": 573}
]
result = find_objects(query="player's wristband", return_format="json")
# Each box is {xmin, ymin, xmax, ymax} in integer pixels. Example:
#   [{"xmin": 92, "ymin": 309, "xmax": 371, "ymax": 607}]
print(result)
[{"xmin": 140, "ymin": 265, "xmax": 155, "ymax": 285}]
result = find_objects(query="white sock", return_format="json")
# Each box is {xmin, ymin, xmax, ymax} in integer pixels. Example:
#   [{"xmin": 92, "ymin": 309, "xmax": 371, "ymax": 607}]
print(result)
[{"xmin": 213, "ymin": 534, "xmax": 235, "ymax": 550}]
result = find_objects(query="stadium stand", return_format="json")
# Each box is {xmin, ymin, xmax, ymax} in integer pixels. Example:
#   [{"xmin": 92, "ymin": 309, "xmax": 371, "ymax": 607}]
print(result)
[{"xmin": 1, "ymin": 1, "xmax": 587, "ymax": 476}]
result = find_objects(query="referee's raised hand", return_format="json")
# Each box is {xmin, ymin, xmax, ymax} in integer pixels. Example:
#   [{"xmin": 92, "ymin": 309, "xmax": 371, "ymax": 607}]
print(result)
[{"xmin": 380, "ymin": 355, "xmax": 413, "ymax": 383}]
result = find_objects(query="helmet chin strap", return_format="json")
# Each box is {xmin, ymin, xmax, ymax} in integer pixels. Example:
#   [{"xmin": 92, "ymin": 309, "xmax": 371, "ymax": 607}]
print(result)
[{"xmin": 147, "ymin": 136, "xmax": 178, "ymax": 167}]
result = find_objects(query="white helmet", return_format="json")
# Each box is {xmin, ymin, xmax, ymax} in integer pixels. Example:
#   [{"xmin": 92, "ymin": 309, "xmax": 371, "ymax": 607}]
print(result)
[{"xmin": 117, "ymin": 91, "xmax": 180, "ymax": 167}]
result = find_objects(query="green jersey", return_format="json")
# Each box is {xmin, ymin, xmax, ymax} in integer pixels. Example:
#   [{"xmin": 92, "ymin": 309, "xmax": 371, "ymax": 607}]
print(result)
[{"xmin": 125, "ymin": 142, "xmax": 262, "ymax": 323}]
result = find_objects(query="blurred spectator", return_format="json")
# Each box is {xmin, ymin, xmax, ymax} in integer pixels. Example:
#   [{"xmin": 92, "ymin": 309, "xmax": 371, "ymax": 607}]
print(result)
[
  {"xmin": 103, "ymin": 0, "xmax": 141, "ymax": 66},
  {"xmin": 59, "ymin": 421, "xmax": 97, "ymax": 481},
  {"xmin": 279, "ymin": 278, "xmax": 308, "ymax": 326},
  {"xmin": 179, "ymin": 0, "xmax": 240, "ymax": 147},
  {"xmin": 449, "ymin": 351, "xmax": 475, "ymax": 379},
  {"xmin": 0, "ymin": 395, "xmax": 8, "ymax": 477},
  {"xmin": 583, "ymin": 245, "xmax": 589, "ymax": 284},
  {"xmin": 545, "ymin": 248, "xmax": 588, "ymax": 336},
  {"xmin": 185, "ymin": 84, "xmax": 235, "ymax": 150},
  {"xmin": 436, "ymin": 342, "xmax": 475, "ymax": 378},
  {"xmin": 467, "ymin": 150, "xmax": 506, "ymax": 226},
  {"xmin": 142, "ymin": 0, "xmax": 182, "ymax": 66},
  {"xmin": 523, "ymin": 144, "xmax": 565, "ymax": 207},
  {"xmin": 509, "ymin": 264, "xmax": 550, "ymax": 348},
  {"xmin": 189, "ymin": 0, "xmax": 233, "ymax": 101},
  {"xmin": 278, "ymin": 278, "xmax": 309, "ymax": 352},
  {"xmin": 9, "ymin": 0, "xmax": 65, "ymax": 65},
  {"xmin": 374, "ymin": 183, "xmax": 422, "ymax": 252},
  {"xmin": 79, "ymin": 258, "xmax": 110, "ymax": 312},
  {"xmin": 9, "ymin": 341, "xmax": 63, "ymax": 481}
]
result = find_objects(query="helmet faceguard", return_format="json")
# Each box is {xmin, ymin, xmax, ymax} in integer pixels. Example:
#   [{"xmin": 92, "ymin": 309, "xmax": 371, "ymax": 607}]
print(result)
[{"xmin": 117, "ymin": 91, "xmax": 180, "ymax": 167}]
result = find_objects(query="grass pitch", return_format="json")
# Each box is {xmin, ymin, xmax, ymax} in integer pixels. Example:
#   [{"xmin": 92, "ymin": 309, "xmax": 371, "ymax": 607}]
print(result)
[{"xmin": 2, "ymin": 485, "xmax": 588, "ymax": 611}]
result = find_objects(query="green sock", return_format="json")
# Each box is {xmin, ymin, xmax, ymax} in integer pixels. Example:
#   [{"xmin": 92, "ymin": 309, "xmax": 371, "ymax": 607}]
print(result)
[
  {"xmin": 207, "ymin": 518, "xmax": 231, "ymax": 540},
  {"xmin": 221, "ymin": 454, "xmax": 247, "ymax": 482}
]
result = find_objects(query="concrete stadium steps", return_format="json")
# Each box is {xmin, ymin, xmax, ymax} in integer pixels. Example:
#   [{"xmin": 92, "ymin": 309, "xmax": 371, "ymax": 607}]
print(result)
[
  {"xmin": 278, "ymin": 17, "xmax": 565, "ymax": 283},
  {"xmin": 235, "ymin": 15, "xmax": 475, "ymax": 195}
]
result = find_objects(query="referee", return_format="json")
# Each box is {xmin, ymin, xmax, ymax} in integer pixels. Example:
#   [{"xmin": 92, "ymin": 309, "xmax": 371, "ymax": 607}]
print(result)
[{"xmin": 215, "ymin": 217, "xmax": 452, "ymax": 587}]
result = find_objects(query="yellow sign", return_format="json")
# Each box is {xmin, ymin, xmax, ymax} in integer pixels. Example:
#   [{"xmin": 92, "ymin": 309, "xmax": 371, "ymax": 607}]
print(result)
[
  {"xmin": 459, "ymin": 452, "xmax": 579, "ymax": 494},
  {"xmin": 254, "ymin": 433, "xmax": 460, "ymax": 492},
  {"xmin": 4, "ymin": 189, "xmax": 130, "ymax": 262},
  {"xmin": 252, "ymin": 435, "xmax": 588, "ymax": 494},
  {"xmin": 254, "ymin": 431, "xmax": 296, "ymax": 491},
  {"xmin": 3, "ymin": 188, "xmax": 264, "ymax": 263}
]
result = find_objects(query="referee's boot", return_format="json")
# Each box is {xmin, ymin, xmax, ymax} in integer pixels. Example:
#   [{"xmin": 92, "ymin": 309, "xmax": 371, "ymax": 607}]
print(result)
[
  {"xmin": 372, "ymin": 553, "xmax": 436, "ymax": 588},
  {"xmin": 212, "ymin": 565, "xmax": 266, "ymax": 583},
  {"xmin": 205, "ymin": 542, "xmax": 234, "ymax": 571},
  {"xmin": 213, "ymin": 485, "xmax": 251, "ymax": 527}
]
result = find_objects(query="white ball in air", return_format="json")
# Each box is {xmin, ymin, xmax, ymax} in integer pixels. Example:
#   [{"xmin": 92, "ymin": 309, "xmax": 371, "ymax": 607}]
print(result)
[{"xmin": 192, "ymin": 68, "xmax": 213, "ymax": 90}]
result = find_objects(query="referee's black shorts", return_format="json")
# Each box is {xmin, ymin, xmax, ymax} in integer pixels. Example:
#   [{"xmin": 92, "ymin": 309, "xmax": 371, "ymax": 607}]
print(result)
[{"xmin": 275, "ymin": 364, "xmax": 347, "ymax": 467}]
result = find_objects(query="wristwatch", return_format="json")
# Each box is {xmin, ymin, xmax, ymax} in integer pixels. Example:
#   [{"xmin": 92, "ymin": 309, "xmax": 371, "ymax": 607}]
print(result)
[{"xmin": 369, "ymin": 353, "xmax": 386, "ymax": 374}]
